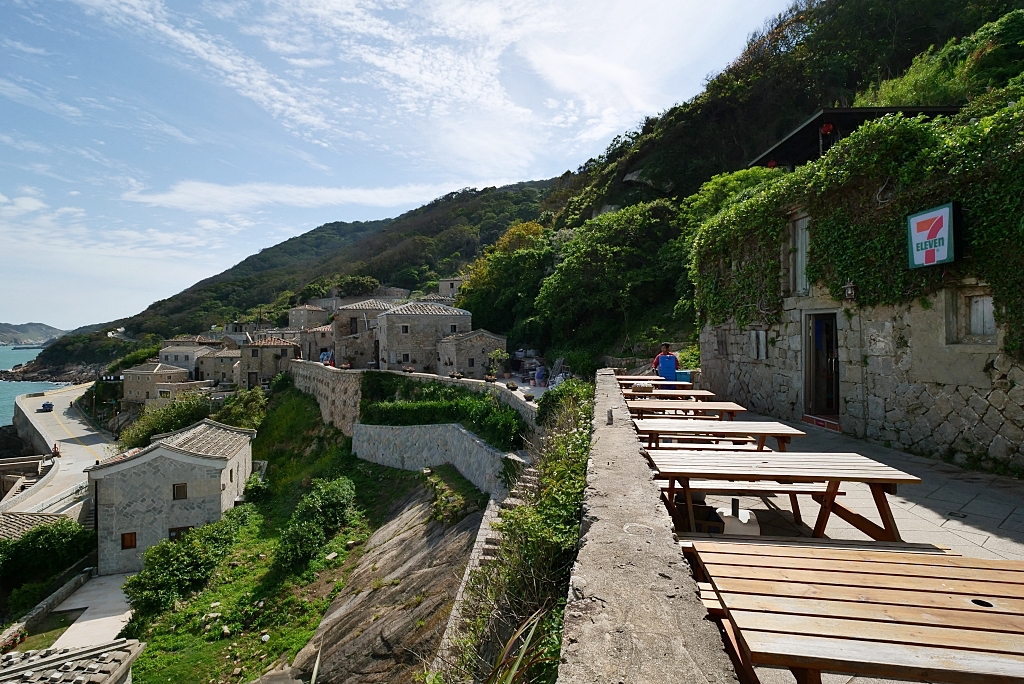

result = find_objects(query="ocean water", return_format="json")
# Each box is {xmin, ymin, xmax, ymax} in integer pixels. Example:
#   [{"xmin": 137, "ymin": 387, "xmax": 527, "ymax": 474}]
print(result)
[{"xmin": 0, "ymin": 347, "xmax": 61, "ymax": 426}]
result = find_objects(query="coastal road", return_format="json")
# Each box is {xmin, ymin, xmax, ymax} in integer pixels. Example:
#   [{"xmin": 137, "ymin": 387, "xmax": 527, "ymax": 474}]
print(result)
[{"xmin": 11, "ymin": 384, "xmax": 112, "ymax": 513}]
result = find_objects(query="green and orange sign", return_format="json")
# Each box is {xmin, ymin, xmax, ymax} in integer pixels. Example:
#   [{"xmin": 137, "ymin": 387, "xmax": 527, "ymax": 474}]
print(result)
[{"xmin": 907, "ymin": 203, "xmax": 954, "ymax": 269}]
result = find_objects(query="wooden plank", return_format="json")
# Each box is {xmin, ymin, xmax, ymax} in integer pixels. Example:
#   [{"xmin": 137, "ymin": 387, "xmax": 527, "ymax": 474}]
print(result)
[
  {"xmin": 712, "ymin": 577, "xmax": 1024, "ymax": 615},
  {"xmin": 703, "ymin": 564, "xmax": 1024, "ymax": 598},
  {"xmin": 721, "ymin": 593, "xmax": 1024, "ymax": 634},
  {"xmin": 739, "ymin": 630, "xmax": 1024, "ymax": 683},
  {"xmin": 685, "ymin": 535, "xmax": 956, "ymax": 555},
  {"xmin": 634, "ymin": 419, "xmax": 805, "ymax": 435},
  {"xmin": 651, "ymin": 467, "xmax": 919, "ymax": 485},
  {"xmin": 698, "ymin": 552, "xmax": 1024, "ymax": 584},
  {"xmin": 682, "ymin": 481, "xmax": 841, "ymax": 495},
  {"xmin": 690, "ymin": 541, "xmax": 976, "ymax": 565}
]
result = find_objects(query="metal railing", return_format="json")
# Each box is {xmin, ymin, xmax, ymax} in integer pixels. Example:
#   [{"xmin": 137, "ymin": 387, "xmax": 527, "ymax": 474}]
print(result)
[{"xmin": 27, "ymin": 480, "xmax": 89, "ymax": 513}]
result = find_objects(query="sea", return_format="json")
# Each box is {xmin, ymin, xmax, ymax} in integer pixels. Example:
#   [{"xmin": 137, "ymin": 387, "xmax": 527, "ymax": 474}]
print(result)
[{"xmin": 0, "ymin": 346, "xmax": 62, "ymax": 426}]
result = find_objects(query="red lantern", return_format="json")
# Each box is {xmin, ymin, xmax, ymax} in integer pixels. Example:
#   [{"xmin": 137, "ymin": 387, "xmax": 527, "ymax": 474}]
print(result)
[
  {"xmin": 820, "ymin": 123, "xmax": 834, "ymax": 135},
  {"xmin": 766, "ymin": 159, "xmax": 777, "ymax": 169}
]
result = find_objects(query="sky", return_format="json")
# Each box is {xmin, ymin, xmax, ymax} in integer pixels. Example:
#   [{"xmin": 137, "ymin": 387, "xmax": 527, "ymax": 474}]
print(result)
[{"xmin": 0, "ymin": 0, "xmax": 792, "ymax": 331}]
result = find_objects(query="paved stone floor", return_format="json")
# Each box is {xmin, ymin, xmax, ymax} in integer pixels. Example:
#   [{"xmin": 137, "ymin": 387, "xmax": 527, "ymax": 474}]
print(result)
[
  {"xmin": 52, "ymin": 574, "xmax": 131, "ymax": 649},
  {"xmin": 695, "ymin": 413, "xmax": 1024, "ymax": 684}
]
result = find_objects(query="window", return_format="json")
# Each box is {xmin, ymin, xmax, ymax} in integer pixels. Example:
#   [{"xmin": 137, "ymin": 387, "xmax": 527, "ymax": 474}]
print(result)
[
  {"xmin": 163, "ymin": 355, "xmax": 168, "ymax": 361},
  {"xmin": 121, "ymin": 532, "xmax": 137, "ymax": 550},
  {"xmin": 969, "ymin": 296, "xmax": 995, "ymax": 337},
  {"xmin": 172, "ymin": 483, "xmax": 188, "ymax": 500},
  {"xmin": 450, "ymin": 325, "xmax": 457, "ymax": 333},
  {"xmin": 449, "ymin": 282, "xmax": 455, "ymax": 289},
  {"xmin": 716, "ymin": 329, "xmax": 728, "ymax": 356},
  {"xmin": 280, "ymin": 348, "xmax": 288, "ymax": 357},
  {"xmin": 221, "ymin": 372, "xmax": 226, "ymax": 380},
  {"xmin": 168, "ymin": 526, "xmax": 193, "ymax": 541},
  {"xmin": 749, "ymin": 330, "xmax": 767, "ymax": 360},
  {"xmin": 791, "ymin": 216, "xmax": 810, "ymax": 296},
  {"xmin": 401, "ymin": 324, "xmax": 409, "ymax": 334},
  {"xmin": 145, "ymin": 391, "xmax": 150, "ymax": 399},
  {"xmin": 174, "ymin": 355, "xmax": 179, "ymax": 362},
  {"xmin": 229, "ymin": 468, "xmax": 234, "ymax": 483},
  {"xmin": 402, "ymin": 353, "xmax": 410, "ymax": 363},
  {"xmin": 350, "ymin": 317, "xmax": 358, "ymax": 335},
  {"xmin": 320, "ymin": 332, "xmax": 326, "ymax": 338},
  {"xmin": 158, "ymin": 389, "xmax": 171, "ymax": 399},
  {"xmin": 252, "ymin": 348, "xmax": 259, "ymax": 357},
  {"xmin": 468, "ymin": 357, "xmax": 475, "ymax": 367}
]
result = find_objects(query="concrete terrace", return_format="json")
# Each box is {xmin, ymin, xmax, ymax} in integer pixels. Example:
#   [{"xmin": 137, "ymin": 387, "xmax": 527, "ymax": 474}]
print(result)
[{"xmin": 558, "ymin": 370, "xmax": 1024, "ymax": 684}]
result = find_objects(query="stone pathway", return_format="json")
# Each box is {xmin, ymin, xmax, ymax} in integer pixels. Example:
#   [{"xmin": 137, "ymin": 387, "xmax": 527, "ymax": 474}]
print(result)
[
  {"xmin": 51, "ymin": 574, "xmax": 131, "ymax": 649},
  {"xmin": 700, "ymin": 414, "xmax": 1024, "ymax": 684}
]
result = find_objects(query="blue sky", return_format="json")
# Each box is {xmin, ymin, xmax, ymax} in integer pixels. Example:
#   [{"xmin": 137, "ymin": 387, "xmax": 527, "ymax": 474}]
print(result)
[{"xmin": 0, "ymin": 0, "xmax": 791, "ymax": 331}]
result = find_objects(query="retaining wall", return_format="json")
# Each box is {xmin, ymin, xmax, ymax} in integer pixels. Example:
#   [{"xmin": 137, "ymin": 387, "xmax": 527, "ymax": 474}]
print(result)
[
  {"xmin": 12, "ymin": 399, "xmax": 49, "ymax": 456},
  {"xmin": 0, "ymin": 568, "xmax": 92, "ymax": 653},
  {"xmin": 352, "ymin": 423, "xmax": 515, "ymax": 498},
  {"xmin": 289, "ymin": 362, "xmax": 538, "ymax": 436}
]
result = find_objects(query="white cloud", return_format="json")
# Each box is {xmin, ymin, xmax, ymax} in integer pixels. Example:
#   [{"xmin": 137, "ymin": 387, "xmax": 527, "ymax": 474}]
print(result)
[
  {"xmin": 0, "ymin": 77, "xmax": 82, "ymax": 119},
  {"xmin": 2, "ymin": 38, "xmax": 50, "ymax": 55},
  {"xmin": 121, "ymin": 179, "xmax": 467, "ymax": 213}
]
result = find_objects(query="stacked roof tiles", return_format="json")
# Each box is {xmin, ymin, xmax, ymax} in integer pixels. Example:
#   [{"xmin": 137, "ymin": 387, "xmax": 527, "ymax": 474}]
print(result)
[{"xmin": 0, "ymin": 639, "xmax": 144, "ymax": 683}]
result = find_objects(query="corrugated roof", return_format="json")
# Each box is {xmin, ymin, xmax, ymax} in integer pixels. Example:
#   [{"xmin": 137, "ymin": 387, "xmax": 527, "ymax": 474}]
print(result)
[
  {"xmin": 336, "ymin": 299, "xmax": 397, "ymax": 310},
  {"xmin": 0, "ymin": 639, "xmax": 144, "ymax": 683},
  {"xmin": 380, "ymin": 302, "xmax": 470, "ymax": 316},
  {"xmin": 124, "ymin": 362, "xmax": 189, "ymax": 374},
  {"xmin": 0, "ymin": 512, "xmax": 64, "ymax": 541}
]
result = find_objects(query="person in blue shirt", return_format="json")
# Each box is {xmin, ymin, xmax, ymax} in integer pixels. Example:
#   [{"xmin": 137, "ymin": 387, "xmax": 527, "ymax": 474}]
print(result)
[{"xmin": 651, "ymin": 343, "xmax": 679, "ymax": 381}]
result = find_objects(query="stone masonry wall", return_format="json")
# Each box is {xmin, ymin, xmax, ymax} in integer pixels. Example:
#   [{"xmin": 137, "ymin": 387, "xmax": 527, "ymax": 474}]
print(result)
[
  {"xmin": 288, "ymin": 361, "xmax": 538, "ymax": 437},
  {"xmin": 94, "ymin": 454, "xmax": 225, "ymax": 575},
  {"xmin": 352, "ymin": 423, "xmax": 513, "ymax": 497},
  {"xmin": 700, "ymin": 285, "xmax": 1024, "ymax": 472}
]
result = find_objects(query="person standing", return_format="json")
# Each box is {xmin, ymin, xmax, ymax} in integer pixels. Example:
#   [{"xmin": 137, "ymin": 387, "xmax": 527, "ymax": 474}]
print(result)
[{"xmin": 651, "ymin": 343, "xmax": 679, "ymax": 381}]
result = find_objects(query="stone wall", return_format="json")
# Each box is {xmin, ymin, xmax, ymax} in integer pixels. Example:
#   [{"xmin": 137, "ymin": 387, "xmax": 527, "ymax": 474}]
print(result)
[
  {"xmin": 352, "ymin": 423, "xmax": 514, "ymax": 497},
  {"xmin": 700, "ymin": 285, "xmax": 1024, "ymax": 471},
  {"xmin": 12, "ymin": 397, "xmax": 51, "ymax": 456},
  {"xmin": 288, "ymin": 361, "xmax": 538, "ymax": 436}
]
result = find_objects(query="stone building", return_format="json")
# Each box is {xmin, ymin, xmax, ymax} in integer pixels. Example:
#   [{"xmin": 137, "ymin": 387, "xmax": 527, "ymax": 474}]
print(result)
[
  {"xmin": 301, "ymin": 324, "xmax": 335, "ymax": 363},
  {"xmin": 163, "ymin": 334, "xmax": 221, "ymax": 348},
  {"xmin": 122, "ymin": 362, "xmax": 189, "ymax": 406},
  {"xmin": 334, "ymin": 299, "xmax": 395, "ymax": 336},
  {"xmin": 150, "ymin": 379, "xmax": 214, "ymax": 408},
  {"xmin": 86, "ymin": 419, "xmax": 254, "ymax": 575},
  {"xmin": 376, "ymin": 302, "xmax": 472, "ymax": 372},
  {"xmin": 239, "ymin": 337, "xmax": 301, "ymax": 389},
  {"xmin": 288, "ymin": 304, "xmax": 329, "ymax": 330},
  {"xmin": 700, "ymin": 212, "xmax": 1024, "ymax": 469},
  {"xmin": 197, "ymin": 348, "xmax": 241, "ymax": 384},
  {"xmin": 159, "ymin": 345, "xmax": 214, "ymax": 379},
  {"xmin": 437, "ymin": 329, "xmax": 507, "ymax": 379},
  {"xmin": 438, "ymin": 277, "xmax": 464, "ymax": 298}
]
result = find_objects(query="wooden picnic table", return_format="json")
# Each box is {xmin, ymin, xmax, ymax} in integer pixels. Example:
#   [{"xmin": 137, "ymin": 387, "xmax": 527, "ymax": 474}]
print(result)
[
  {"xmin": 617, "ymin": 378, "xmax": 693, "ymax": 388},
  {"xmin": 633, "ymin": 418, "xmax": 804, "ymax": 451},
  {"xmin": 623, "ymin": 388, "xmax": 716, "ymax": 401},
  {"xmin": 690, "ymin": 538, "xmax": 1024, "ymax": 684},
  {"xmin": 626, "ymin": 400, "xmax": 745, "ymax": 420},
  {"xmin": 645, "ymin": 450, "xmax": 921, "ymax": 542}
]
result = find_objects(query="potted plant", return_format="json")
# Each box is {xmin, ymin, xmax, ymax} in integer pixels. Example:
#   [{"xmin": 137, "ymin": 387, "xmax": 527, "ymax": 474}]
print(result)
[
  {"xmin": 455, "ymin": 372, "xmax": 465, "ymax": 379},
  {"xmin": 484, "ymin": 374, "xmax": 496, "ymax": 382},
  {"xmin": 403, "ymin": 366, "xmax": 415, "ymax": 373},
  {"xmin": 488, "ymin": 349, "xmax": 511, "ymax": 378},
  {"xmin": 505, "ymin": 381, "xmax": 518, "ymax": 391},
  {"xmin": 523, "ymin": 393, "xmax": 535, "ymax": 402}
]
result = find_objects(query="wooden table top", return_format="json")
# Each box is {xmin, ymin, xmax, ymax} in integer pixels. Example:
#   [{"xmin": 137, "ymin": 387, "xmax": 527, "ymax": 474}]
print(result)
[
  {"xmin": 645, "ymin": 450, "xmax": 921, "ymax": 484},
  {"xmin": 626, "ymin": 400, "xmax": 746, "ymax": 413},
  {"xmin": 617, "ymin": 378, "xmax": 694, "ymax": 388},
  {"xmin": 692, "ymin": 539, "xmax": 1024, "ymax": 683},
  {"xmin": 633, "ymin": 419, "xmax": 805, "ymax": 437},
  {"xmin": 623, "ymin": 389, "xmax": 716, "ymax": 400}
]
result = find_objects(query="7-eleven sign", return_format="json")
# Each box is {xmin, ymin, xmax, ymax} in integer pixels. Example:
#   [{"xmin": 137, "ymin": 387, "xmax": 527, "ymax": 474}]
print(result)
[{"xmin": 907, "ymin": 203, "xmax": 955, "ymax": 269}]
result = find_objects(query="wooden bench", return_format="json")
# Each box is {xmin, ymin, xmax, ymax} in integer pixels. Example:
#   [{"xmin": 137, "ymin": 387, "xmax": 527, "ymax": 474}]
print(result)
[{"xmin": 661, "ymin": 481, "xmax": 846, "ymax": 526}]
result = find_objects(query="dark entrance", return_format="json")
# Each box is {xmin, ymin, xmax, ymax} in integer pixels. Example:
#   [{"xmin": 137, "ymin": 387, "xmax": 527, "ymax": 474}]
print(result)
[
  {"xmin": 809, "ymin": 313, "xmax": 840, "ymax": 415},
  {"xmin": 247, "ymin": 372, "xmax": 258, "ymax": 390}
]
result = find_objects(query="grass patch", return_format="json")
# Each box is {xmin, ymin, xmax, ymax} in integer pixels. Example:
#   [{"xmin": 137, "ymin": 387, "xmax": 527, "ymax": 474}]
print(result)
[
  {"xmin": 124, "ymin": 386, "xmax": 424, "ymax": 683},
  {"xmin": 18, "ymin": 609, "xmax": 85, "ymax": 652},
  {"xmin": 425, "ymin": 465, "xmax": 489, "ymax": 525}
]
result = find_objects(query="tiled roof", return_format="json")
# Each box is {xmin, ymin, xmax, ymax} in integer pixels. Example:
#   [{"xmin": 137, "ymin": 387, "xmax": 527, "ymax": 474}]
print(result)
[
  {"xmin": 416, "ymin": 293, "xmax": 455, "ymax": 302},
  {"xmin": 87, "ymin": 420, "xmax": 254, "ymax": 472},
  {"xmin": 123, "ymin": 362, "xmax": 189, "ymax": 375},
  {"xmin": 291, "ymin": 304, "xmax": 325, "ymax": 311},
  {"xmin": 441, "ymin": 329, "xmax": 506, "ymax": 342},
  {"xmin": 308, "ymin": 325, "xmax": 333, "ymax": 332},
  {"xmin": 244, "ymin": 337, "xmax": 300, "ymax": 347},
  {"xmin": 0, "ymin": 639, "xmax": 144, "ymax": 683},
  {"xmin": 159, "ymin": 345, "xmax": 213, "ymax": 355},
  {"xmin": 0, "ymin": 512, "xmax": 64, "ymax": 541},
  {"xmin": 212, "ymin": 349, "xmax": 241, "ymax": 358},
  {"xmin": 380, "ymin": 302, "xmax": 470, "ymax": 317},
  {"xmin": 336, "ymin": 299, "xmax": 397, "ymax": 311}
]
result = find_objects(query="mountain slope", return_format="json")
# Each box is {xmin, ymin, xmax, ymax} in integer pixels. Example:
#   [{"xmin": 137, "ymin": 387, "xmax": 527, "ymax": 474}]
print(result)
[{"xmin": 0, "ymin": 322, "xmax": 64, "ymax": 345}]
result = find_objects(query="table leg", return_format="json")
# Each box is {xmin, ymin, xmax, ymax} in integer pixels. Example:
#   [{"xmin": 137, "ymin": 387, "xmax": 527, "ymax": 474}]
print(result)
[
  {"xmin": 870, "ymin": 483, "xmax": 902, "ymax": 542},
  {"xmin": 812, "ymin": 480, "xmax": 841, "ymax": 537},
  {"xmin": 756, "ymin": 435, "xmax": 767, "ymax": 451},
  {"xmin": 788, "ymin": 493, "xmax": 802, "ymax": 526},
  {"xmin": 683, "ymin": 477, "xmax": 696, "ymax": 534},
  {"xmin": 775, "ymin": 436, "xmax": 789, "ymax": 451},
  {"xmin": 667, "ymin": 476, "xmax": 677, "ymax": 517},
  {"xmin": 790, "ymin": 668, "xmax": 821, "ymax": 684},
  {"xmin": 721, "ymin": 618, "xmax": 762, "ymax": 684}
]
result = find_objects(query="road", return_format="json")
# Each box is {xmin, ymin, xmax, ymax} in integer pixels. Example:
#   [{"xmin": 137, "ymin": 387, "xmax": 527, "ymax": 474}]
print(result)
[{"xmin": 12, "ymin": 384, "xmax": 112, "ymax": 513}]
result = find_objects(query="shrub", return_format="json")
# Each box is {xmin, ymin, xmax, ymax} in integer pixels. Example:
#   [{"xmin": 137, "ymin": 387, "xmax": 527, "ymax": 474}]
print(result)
[
  {"xmin": 212, "ymin": 387, "xmax": 267, "ymax": 429},
  {"xmin": 276, "ymin": 521, "xmax": 327, "ymax": 568},
  {"xmin": 270, "ymin": 372, "xmax": 293, "ymax": 393},
  {"xmin": 276, "ymin": 476, "xmax": 356, "ymax": 569},
  {"xmin": 122, "ymin": 505, "xmax": 253, "ymax": 616},
  {"xmin": 119, "ymin": 393, "xmax": 212, "ymax": 449},
  {"xmin": 0, "ymin": 518, "xmax": 96, "ymax": 590},
  {"xmin": 243, "ymin": 473, "xmax": 270, "ymax": 503},
  {"xmin": 535, "ymin": 379, "xmax": 593, "ymax": 428}
]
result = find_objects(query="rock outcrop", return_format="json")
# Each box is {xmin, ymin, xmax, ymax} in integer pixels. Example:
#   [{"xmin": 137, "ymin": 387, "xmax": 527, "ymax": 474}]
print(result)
[{"xmin": 264, "ymin": 486, "xmax": 481, "ymax": 684}]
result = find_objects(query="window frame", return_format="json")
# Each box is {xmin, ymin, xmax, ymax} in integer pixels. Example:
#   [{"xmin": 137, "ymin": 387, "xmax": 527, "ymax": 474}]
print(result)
[
  {"xmin": 121, "ymin": 532, "xmax": 137, "ymax": 550},
  {"xmin": 172, "ymin": 483, "xmax": 188, "ymax": 500}
]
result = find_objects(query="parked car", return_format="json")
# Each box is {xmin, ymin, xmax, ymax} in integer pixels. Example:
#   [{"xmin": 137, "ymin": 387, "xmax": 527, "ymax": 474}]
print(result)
[{"xmin": 40, "ymin": 401, "xmax": 54, "ymax": 412}]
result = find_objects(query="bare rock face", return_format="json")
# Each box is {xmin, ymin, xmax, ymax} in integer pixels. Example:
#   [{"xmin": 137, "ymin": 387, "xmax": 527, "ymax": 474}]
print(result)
[{"xmin": 291, "ymin": 486, "xmax": 481, "ymax": 684}]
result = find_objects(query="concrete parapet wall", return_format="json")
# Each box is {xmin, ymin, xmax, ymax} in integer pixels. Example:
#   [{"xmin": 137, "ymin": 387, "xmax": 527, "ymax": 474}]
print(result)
[
  {"xmin": 12, "ymin": 399, "xmax": 49, "ymax": 456},
  {"xmin": 0, "ymin": 568, "xmax": 91, "ymax": 653},
  {"xmin": 352, "ymin": 423, "xmax": 512, "ymax": 497},
  {"xmin": 557, "ymin": 369, "xmax": 738, "ymax": 684},
  {"xmin": 288, "ymin": 362, "xmax": 538, "ymax": 437}
]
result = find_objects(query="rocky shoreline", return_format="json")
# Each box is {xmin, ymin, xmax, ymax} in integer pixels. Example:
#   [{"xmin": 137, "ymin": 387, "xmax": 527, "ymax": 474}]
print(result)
[{"xmin": 0, "ymin": 361, "xmax": 103, "ymax": 384}]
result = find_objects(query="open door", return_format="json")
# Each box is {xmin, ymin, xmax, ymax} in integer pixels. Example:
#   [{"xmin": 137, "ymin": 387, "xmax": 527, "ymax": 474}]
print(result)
[
  {"xmin": 247, "ymin": 372, "xmax": 258, "ymax": 390},
  {"xmin": 809, "ymin": 313, "xmax": 839, "ymax": 416}
]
